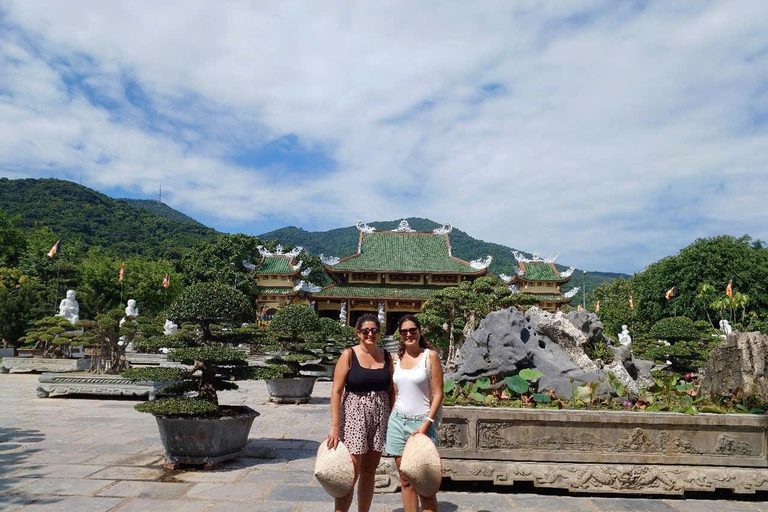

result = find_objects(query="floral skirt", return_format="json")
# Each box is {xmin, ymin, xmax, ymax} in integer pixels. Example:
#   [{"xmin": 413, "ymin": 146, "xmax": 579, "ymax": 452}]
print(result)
[{"xmin": 340, "ymin": 390, "xmax": 390, "ymax": 454}]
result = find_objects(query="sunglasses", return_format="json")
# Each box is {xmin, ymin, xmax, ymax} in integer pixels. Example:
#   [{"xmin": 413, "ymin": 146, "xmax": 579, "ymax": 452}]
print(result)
[
  {"xmin": 399, "ymin": 327, "xmax": 419, "ymax": 335},
  {"xmin": 359, "ymin": 328, "xmax": 380, "ymax": 336}
]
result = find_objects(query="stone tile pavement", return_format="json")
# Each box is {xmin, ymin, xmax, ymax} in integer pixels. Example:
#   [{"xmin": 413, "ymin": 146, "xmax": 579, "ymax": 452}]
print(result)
[{"xmin": 2, "ymin": 373, "xmax": 768, "ymax": 511}]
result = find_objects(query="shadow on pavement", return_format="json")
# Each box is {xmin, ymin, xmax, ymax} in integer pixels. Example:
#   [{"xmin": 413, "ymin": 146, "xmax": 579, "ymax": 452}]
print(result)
[{"xmin": 0, "ymin": 426, "xmax": 59, "ymax": 509}]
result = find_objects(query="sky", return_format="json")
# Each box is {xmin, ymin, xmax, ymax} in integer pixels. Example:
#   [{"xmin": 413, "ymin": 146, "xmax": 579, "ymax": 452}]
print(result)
[{"xmin": 1, "ymin": 1, "xmax": 766, "ymax": 274}]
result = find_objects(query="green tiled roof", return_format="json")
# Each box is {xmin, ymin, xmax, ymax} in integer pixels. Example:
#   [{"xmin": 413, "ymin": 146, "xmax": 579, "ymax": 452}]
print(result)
[
  {"xmin": 256, "ymin": 256, "xmax": 297, "ymax": 275},
  {"xmin": 329, "ymin": 232, "xmax": 482, "ymax": 274},
  {"xmin": 525, "ymin": 293, "xmax": 571, "ymax": 302},
  {"xmin": 256, "ymin": 287, "xmax": 296, "ymax": 295},
  {"xmin": 311, "ymin": 284, "xmax": 445, "ymax": 300},
  {"xmin": 519, "ymin": 262, "xmax": 568, "ymax": 282}
]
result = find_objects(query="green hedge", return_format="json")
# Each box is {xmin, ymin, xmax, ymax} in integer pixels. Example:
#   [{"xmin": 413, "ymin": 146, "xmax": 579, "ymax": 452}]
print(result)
[
  {"xmin": 135, "ymin": 397, "xmax": 218, "ymax": 417},
  {"xmin": 648, "ymin": 316, "xmax": 698, "ymax": 341}
]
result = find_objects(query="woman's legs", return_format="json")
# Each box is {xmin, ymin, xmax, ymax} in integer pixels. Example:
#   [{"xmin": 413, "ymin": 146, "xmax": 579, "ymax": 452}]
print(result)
[
  {"xmin": 334, "ymin": 453, "xmax": 362, "ymax": 512},
  {"xmin": 356, "ymin": 450, "xmax": 382, "ymax": 512},
  {"xmin": 419, "ymin": 494, "xmax": 439, "ymax": 512},
  {"xmin": 394, "ymin": 456, "xmax": 419, "ymax": 512}
]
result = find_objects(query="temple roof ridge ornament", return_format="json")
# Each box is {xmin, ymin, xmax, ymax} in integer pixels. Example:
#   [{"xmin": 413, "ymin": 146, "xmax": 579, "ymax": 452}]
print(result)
[
  {"xmin": 301, "ymin": 267, "xmax": 311, "ymax": 277},
  {"xmin": 284, "ymin": 246, "xmax": 303, "ymax": 258},
  {"xmin": 257, "ymin": 245, "xmax": 273, "ymax": 258},
  {"xmin": 470, "ymin": 255, "xmax": 493, "ymax": 270},
  {"xmin": 320, "ymin": 254, "xmax": 340, "ymax": 266},
  {"xmin": 291, "ymin": 261, "xmax": 303, "ymax": 271},
  {"xmin": 560, "ymin": 266, "xmax": 575, "ymax": 278},
  {"xmin": 242, "ymin": 259, "xmax": 256, "ymax": 271},
  {"xmin": 356, "ymin": 220, "xmax": 376, "ymax": 233},
  {"xmin": 499, "ymin": 273, "xmax": 513, "ymax": 284},
  {"xmin": 433, "ymin": 223, "xmax": 453, "ymax": 235},
  {"xmin": 508, "ymin": 284, "xmax": 520, "ymax": 294},
  {"xmin": 294, "ymin": 280, "xmax": 322, "ymax": 293},
  {"xmin": 564, "ymin": 287, "xmax": 580, "ymax": 299},
  {"xmin": 393, "ymin": 219, "xmax": 416, "ymax": 232},
  {"xmin": 544, "ymin": 252, "xmax": 560, "ymax": 263}
]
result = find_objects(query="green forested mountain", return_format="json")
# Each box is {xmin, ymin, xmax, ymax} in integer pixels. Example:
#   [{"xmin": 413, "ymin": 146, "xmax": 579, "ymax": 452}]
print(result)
[
  {"xmin": 0, "ymin": 178, "xmax": 217, "ymax": 259},
  {"xmin": 260, "ymin": 218, "xmax": 627, "ymax": 305}
]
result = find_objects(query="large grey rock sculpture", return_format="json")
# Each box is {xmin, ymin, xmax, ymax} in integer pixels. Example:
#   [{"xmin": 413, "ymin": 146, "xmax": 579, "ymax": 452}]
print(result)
[
  {"xmin": 700, "ymin": 331, "xmax": 768, "ymax": 400},
  {"xmin": 451, "ymin": 307, "xmax": 612, "ymax": 399}
]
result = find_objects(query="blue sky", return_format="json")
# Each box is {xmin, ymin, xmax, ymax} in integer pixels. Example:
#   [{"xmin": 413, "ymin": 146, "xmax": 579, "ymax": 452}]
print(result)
[{"xmin": 1, "ymin": 1, "xmax": 767, "ymax": 274}]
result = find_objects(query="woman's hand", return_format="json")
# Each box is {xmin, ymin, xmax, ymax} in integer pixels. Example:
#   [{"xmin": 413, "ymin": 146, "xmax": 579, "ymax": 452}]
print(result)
[
  {"xmin": 412, "ymin": 421, "xmax": 431, "ymax": 437},
  {"xmin": 327, "ymin": 427, "xmax": 340, "ymax": 449}
]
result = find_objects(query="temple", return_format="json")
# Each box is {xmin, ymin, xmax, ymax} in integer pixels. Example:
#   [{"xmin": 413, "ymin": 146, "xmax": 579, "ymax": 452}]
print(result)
[
  {"xmin": 500, "ymin": 251, "xmax": 579, "ymax": 312},
  {"xmin": 310, "ymin": 220, "xmax": 491, "ymax": 334},
  {"xmin": 253, "ymin": 245, "xmax": 310, "ymax": 322}
]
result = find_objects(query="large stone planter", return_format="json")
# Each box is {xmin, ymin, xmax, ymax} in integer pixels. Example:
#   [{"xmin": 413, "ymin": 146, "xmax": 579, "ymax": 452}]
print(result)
[
  {"xmin": 376, "ymin": 406, "xmax": 768, "ymax": 495},
  {"xmin": 0, "ymin": 357, "xmax": 96, "ymax": 374},
  {"xmin": 126, "ymin": 352, "xmax": 169, "ymax": 366},
  {"xmin": 299, "ymin": 363, "xmax": 335, "ymax": 381},
  {"xmin": 265, "ymin": 377, "xmax": 316, "ymax": 404},
  {"xmin": 36, "ymin": 373, "xmax": 176, "ymax": 400},
  {"xmin": 154, "ymin": 406, "xmax": 259, "ymax": 466},
  {"xmin": 0, "ymin": 347, "xmax": 15, "ymax": 358}
]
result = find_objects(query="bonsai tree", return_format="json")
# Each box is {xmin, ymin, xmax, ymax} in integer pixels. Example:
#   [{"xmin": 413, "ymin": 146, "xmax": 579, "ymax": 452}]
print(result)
[
  {"xmin": 80, "ymin": 311, "xmax": 163, "ymax": 373},
  {"xmin": 127, "ymin": 282, "xmax": 260, "ymax": 415},
  {"xmin": 19, "ymin": 316, "xmax": 85, "ymax": 358},
  {"xmin": 262, "ymin": 304, "xmax": 323, "ymax": 377}
]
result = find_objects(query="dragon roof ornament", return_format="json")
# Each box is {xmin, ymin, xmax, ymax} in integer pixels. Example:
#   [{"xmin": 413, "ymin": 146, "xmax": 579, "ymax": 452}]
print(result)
[
  {"xmin": 291, "ymin": 260, "xmax": 303, "ymax": 271},
  {"xmin": 284, "ymin": 246, "xmax": 303, "ymax": 258},
  {"xmin": 294, "ymin": 280, "xmax": 322, "ymax": 293},
  {"xmin": 356, "ymin": 220, "xmax": 376, "ymax": 233},
  {"xmin": 257, "ymin": 245, "xmax": 273, "ymax": 258},
  {"xmin": 320, "ymin": 254, "xmax": 340, "ymax": 266},
  {"xmin": 470, "ymin": 255, "xmax": 493, "ymax": 270},
  {"xmin": 564, "ymin": 287, "xmax": 580, "ymax": 299},
  {"xmin": 499, "ymin": 273, "xmax": 513, "ymax": 284},
  {"xmin": 543, "ymin": 252, "xmax": 560, "ymax": 263},
  {"xmin": 508, "ymin": 284, "xmax": 520, "ymax": 294},
  {"xmin": 433, "ymin": 223, "xmax": 453, "ymax": 235},
  {"xmin": 301, "ymin": 267, "xmax": 311, "ymax": 277},
  {"xmin": 560, "ymin": 266, "xmax": 575, "ymax": 278},
  {"xmin": 242, "ymin": 259, "xmax": 256, "ymax": 271},
  {"xmin": 393, "ymin": 219, "xmax": 416, "ymax": 232}
]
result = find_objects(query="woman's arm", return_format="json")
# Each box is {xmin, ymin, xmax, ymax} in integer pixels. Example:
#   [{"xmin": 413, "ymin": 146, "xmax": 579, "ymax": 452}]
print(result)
[
  {"xmin": 388, "ymin": 350, "xmax": 396, "ymax": 412},
  {"xmin": 415, "ymin": 350, "xmax": 444, "ymax": 436},
  {"xmin": 328, "ymin": 348, "xmax": 351, "ymax": 449}
]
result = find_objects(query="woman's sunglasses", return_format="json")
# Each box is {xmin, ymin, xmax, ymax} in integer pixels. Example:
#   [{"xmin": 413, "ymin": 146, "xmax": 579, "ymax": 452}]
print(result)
[
  {"xmin": 359, "ymin": 328, "xmax": 380, "ymax": 336},
  {"xmin": 399, "ymin": 327, "xmax": 419, "ymax": 335}
]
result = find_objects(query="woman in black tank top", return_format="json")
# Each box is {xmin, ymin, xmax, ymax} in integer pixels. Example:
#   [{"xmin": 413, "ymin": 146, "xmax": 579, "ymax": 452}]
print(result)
[{"xmin": 327, "ymin": 314, "xmax": 394, "ymax": 512}]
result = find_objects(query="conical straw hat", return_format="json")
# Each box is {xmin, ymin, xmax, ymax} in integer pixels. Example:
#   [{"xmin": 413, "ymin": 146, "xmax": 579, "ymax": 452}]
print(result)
[
  {"xmin": 314, "ymin": 440, "xmax": 356, "ymax": 498},
  {"xmin": 400, "ymin": 433, "xmax": 442, "ymax": 497}
]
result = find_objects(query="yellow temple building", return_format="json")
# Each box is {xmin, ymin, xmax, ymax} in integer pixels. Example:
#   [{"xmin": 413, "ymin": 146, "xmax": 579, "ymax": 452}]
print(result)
[
  {"xmin": 253, "ymin": 245, "xmax": 311, "ymax": 322},
  {"xmin": 309, "ymin": 220, "xmax": 492, "ymax": 334},
  {"xmin": 500, "ymin": 251, "xmax": 579, "ymax": 312}
]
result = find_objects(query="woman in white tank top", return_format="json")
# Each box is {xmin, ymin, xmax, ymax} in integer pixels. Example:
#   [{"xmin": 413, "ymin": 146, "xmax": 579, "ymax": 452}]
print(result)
[{"xmin": 385, "ymin": 314, "xmax": 443, "ymax": 512}]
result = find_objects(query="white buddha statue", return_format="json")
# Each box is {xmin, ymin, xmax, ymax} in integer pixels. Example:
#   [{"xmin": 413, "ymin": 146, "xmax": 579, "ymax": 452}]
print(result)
[
  {"xmin": 618, "ymin": 325, "xmax": 632, "ymax": 346},
  {"xmin": 120, "ymin": 299, "xmax": 139, "ymax": 327},
  {"xmin": 163, "ymin": 319, "xmax": 178, "ymax": 336},
  {"xmin": 720, "ymin": 319, "xmax": 733, "ymax": 336},
  {"xmin": 57, "ymin": 290, "xmax": 80, "ymax": 325}
]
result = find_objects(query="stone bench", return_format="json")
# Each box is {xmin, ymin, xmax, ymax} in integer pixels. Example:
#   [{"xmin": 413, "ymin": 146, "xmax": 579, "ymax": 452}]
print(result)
[
  {"xmin": 0, "ymin": 357, "xmax": 96, "ymax": 374},
  {"xmin": 36, "ymin": 373, "xmax": 177, "ymax": 400}
]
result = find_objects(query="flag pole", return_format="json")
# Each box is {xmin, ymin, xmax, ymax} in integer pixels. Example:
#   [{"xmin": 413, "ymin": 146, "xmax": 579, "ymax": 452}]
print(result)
[{"xmin": 54, "ymin": 260, "xmax": 60, "ymax": 314}]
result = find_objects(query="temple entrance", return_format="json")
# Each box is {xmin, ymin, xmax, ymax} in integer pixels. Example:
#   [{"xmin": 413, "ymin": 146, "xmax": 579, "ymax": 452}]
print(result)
[
  {"xmin": 349, "ymin": 310, "xmax": 377, "ymax": 329},
  {"xmin": 318, "ymin": 309, "xmax": 340, "ymax": 321},
  {"xmin": 386, "ymin": 311, "xmax": 419, "ymax": 336}
]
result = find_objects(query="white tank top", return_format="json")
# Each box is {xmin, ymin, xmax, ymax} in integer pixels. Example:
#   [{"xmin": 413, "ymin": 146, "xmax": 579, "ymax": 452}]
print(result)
[{"xmin": 393, "ymin": 349, "xmax": 431, "ymax": 416}]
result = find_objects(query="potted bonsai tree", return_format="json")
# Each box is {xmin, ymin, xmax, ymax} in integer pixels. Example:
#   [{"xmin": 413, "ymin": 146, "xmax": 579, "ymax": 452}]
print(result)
[
  {"xmin": 126, "ymin": 282, "xmax": 262, "ymax": 468},
  {"xmin": 298, "ymin": 317, "xmax": 355, "ymax": 380},
  {"xmin": 258, "ymin": 304, "xmax": 324, "ymax": 403}
]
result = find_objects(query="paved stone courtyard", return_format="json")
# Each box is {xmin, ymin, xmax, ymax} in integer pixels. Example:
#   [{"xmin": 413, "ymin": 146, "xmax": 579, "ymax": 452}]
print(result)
[{"xmin": 2, "ymin": 373, "xmax": 768, "ymax": 511}]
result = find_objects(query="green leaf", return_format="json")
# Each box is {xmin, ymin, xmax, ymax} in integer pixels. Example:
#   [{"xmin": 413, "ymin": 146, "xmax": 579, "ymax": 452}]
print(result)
[
  {"xmin": 531, "ymin": 393, "xmax": 551, "ymax": 403},
  {"xmin": 615, "ymin": 384, "xmax": 626, "ymax": 396},
  {"xmin": 750, "ymin": 408, "xmax": 765, "ymax": 414},
  {"xmin": 684, "ymin": 405, "xmax": 698, "ymax": 415},
  {"xmin": 443, "ymin": 380, "xmax": 456, "ymax": 393},
  {"xmin": 736, "ymin": 404, "xmax": 749, "ymax": 412},
  {"xmin": 504, "ymin": 375, "xmax": 529, "ymax": 394},
  {"xmin": 476, "ymin": 377, "xmax": 492, "ymax": 389},
  {"xmin": 469, "ymin": 392, "xmax": 487, "ymax": 403},
  {"xmin": 645, "ymin": 405, "xmax": 661, "ymax": 412},
  {"xmin": 519, "ymin": 368, "xmax": 544, "ymax": 381}
]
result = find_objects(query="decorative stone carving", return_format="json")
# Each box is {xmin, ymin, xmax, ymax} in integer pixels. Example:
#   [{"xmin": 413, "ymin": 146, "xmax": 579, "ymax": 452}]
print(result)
[
  {"xmin": 700, "ymin": 331, "xmax": 768, "ymax": 401},
  {"xmin": 0, "ymin": 357, "xmax": 94, "ymax": 374},
  {"xmin": 320, "ymin": 254, "xmax": 341, "ymax": 266},
  {"xmin": 57, "ymin": 289, "xmax": 80, "ymax": 325},
  {"xmin": 37, "ymin": 373, "xmax": 176, "ymax": 400},
  {"xmin": 356, "ymin": 220, "xmax": 376, "ymax": 233},
  {"xmin": 720, "ymin": 319, "xmax": 734, "ymax": 335},
  {"xmin": 393, "ymin": 219, "xmax": 416, "ymax": 232},
  {"xmin": 618, "ymin": 325, "xmax": 632, "ymax": 346},
  {"xmin": 120, "ymin": 299, "xmax": 139, "ymax": 327},
  {"xmin": 301, "ymin": 267, "xmax": 311, "ymax": 277},
  {"xmin": 560, "ymin": 266, "xmax": 575, "ymax": 277},
  {"xmin": 293, "ymin": 280, "xmax": 322, "ymax": 293},
  {"xmin": 339, "ymin": 302, "xmax": 347, "ymax": 325},
  {"xmin": 564, "ymin": 287, "xmax": 580, "ymax": 299},
  {"xmin": 163, "ymin": 319, "xmax": 178, "ymax": 336},
  {"xmin": 378, "ymin": 302, "xmax": 385, "ymax": 324},
  {"xmin": 433, "ymin": 223, "xmax": 452, "ymax": 235},
  {"xmin": 469, "ymin": 255, "xmax": 492, "ymax": 270}
]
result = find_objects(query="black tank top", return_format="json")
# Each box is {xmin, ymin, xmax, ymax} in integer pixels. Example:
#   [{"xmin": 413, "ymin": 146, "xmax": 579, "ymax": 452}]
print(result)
[{"xmin": 345, "ymin": 348, "xmax": 391, "ymax": 393}]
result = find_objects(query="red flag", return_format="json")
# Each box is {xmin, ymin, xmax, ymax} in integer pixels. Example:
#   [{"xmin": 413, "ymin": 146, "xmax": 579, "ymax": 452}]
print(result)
[
  {"xmin": 726, "ymin": 280, "xmax": 733, "ymax": 297},
  {"xmin": 629, "ymin": 295, "xmax": 634, "ymax": 310},
  {"xmin": 162, "ymin": 274, "xmax": 170, "ymax": 289},
  {"xmin": 118, "ymin": 262, "xmax": 125, "ymax": 282},
  {"xmin": 47, "ymin": 240, "xmax": 60, "ymax": 259}
]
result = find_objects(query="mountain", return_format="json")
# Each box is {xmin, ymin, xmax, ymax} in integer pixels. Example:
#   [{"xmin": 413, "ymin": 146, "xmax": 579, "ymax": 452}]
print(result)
[
  {"xmin": 260, "ymin": 218, "xmax": 628, "ymax": 305},
  {"xmin": 0, "ymin": 178, "xmax": 217, "ymax": 258}
]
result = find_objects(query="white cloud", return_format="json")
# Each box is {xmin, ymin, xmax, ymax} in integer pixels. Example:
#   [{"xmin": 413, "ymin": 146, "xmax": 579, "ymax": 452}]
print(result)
[{"xmin": 0, "ymin": 0, "xmax": 766, "ymax": 272}]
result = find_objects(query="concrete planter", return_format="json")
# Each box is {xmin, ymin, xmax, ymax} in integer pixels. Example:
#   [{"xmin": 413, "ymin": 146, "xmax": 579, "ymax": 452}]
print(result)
[
  {"xmin": 36, "ymin": 373, "xmax": 176, "ymax": 400},
  {"xmin": 299, "ymin": 363, "xmax": 335, "ymax": 381},
  {"xmin": 377, "ymin": 406, "xmax": 768, "ymax": 495},
  {"xmin": 0, "ymin": 347, "xmax": 15, "ymax": 358},
  {"xmin": 0, "ymin": 357, "xmax": 96, "ymax": 374},
  {"xmin": 126, "ymin": 353, "xmax": 169, "ymax": 366},
  {"xmin": 265, "ymin": 377, "xmax": 317, "ymax": 404},
  {"xmin": 155, "ymin": 406, "xmax": 259, "ymax": 466}
]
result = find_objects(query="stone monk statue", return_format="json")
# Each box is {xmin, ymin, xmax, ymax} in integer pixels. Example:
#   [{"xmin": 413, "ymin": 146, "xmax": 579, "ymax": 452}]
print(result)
[
  {"xmin": 57, "ymin": 289, "xmax": 80, "ymax": 325},
  {"xmin": 120, "ymin": 299, "xmax": 139, "ymax": 327}
]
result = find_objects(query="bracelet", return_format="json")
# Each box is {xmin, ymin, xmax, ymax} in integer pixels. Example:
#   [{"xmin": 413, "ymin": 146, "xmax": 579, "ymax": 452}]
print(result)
[{"xmin": 425, "ymin": 417, "xmax": 434, "ymax": 423}]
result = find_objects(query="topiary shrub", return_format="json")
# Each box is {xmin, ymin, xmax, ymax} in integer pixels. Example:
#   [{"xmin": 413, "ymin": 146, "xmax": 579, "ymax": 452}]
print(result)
[
  {"xmin": 648, "ymin": 316, "xmax": 698, "ymax": 342},
  {"xmin": 130, "ymin": 283, "xmax": 263, "ymax": 417},
  {"xmin": 263, "ymin": 304, "xmax": 321, "ymax": 377},
  {"xmin": 19, "ymin": 316, "xmax": 85, "ymax": 358}
]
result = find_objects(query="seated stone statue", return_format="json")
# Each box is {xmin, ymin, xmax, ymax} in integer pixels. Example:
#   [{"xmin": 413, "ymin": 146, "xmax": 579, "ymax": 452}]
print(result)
[
  {"xmin": 618, "ymin": 325, "xmax": 632, "ymax": 346},
  {"xmin": 120, "ymin": 299, "xmax": 139, "ymax": 327},
  {"xmin": 57, "ymin": 290, "xmax": 80, "ymax": 325},
  {"xmin": 163, "ymin": 319, "xmax": 178, "ymax": 336},
  {"xmin": 720, "ymin": 319, "xmax": 733, "ymax": 335}
]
